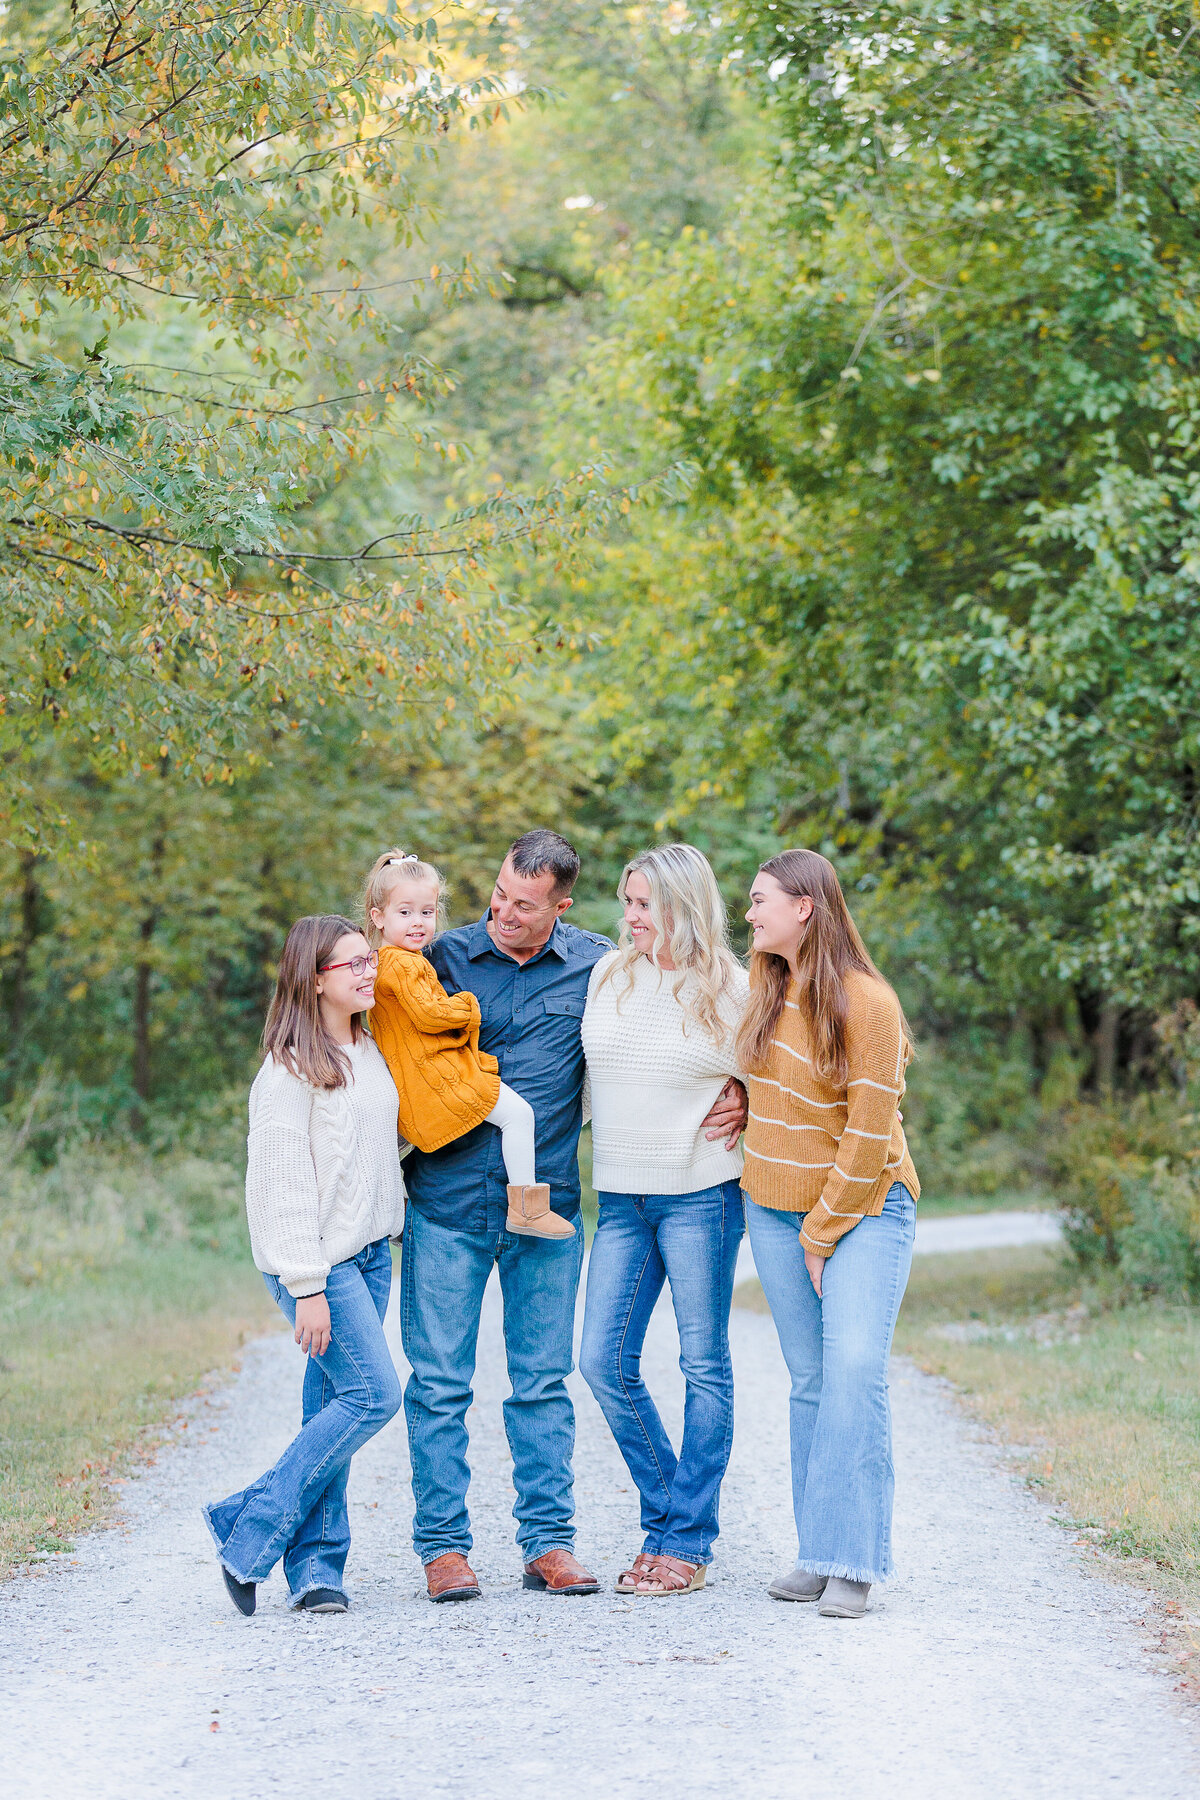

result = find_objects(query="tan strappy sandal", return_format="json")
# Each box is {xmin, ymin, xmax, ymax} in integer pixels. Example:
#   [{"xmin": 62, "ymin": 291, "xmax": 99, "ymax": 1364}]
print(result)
[
  {"xmin": 634, "ymin": 1554, "xmax": 706, "ymax": 1596},
  {"xmin": 615, "ymin": 1551, "xmax": 658, "ymax": 1595}
]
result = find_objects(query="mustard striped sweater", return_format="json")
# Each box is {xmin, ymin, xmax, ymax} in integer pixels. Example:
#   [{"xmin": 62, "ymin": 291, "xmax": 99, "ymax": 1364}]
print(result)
[{"xmin": 741, "ymin": 970, "xmax": 919, "ymax": 1256}]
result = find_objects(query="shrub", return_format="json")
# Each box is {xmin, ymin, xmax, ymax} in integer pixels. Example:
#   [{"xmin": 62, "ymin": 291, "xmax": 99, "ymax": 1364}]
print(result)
[
  {"xmin": 0, "ymin": 1079, "xmax": 245, "ymax": 1286},
  {"xmin": 1049, "ymin": 1005, "xmax": 1200, "ymax": 1297}
]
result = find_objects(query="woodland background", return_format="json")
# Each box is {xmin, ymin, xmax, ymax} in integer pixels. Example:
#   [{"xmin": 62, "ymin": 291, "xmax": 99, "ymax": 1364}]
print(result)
[{"xmin": 4, "ymin": 0, "xmax": 1200, "ymax": 1297}]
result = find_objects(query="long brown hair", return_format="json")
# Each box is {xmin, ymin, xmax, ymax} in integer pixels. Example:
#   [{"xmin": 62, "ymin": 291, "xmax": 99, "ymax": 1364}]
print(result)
[
  {"xmin": 736, "ymin": 850, "xmax": 912, "ymax": 1087},
  {"xmin": 262, "ymin": 915, "xmax": 365, "ymax": 1090}
]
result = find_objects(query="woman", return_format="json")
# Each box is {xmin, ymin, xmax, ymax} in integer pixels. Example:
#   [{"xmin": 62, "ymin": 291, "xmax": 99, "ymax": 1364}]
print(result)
[
  {"xmin": 580, "ymin": 844, "xmax": 749, "ymax": 1596},
  {"xmin": 204, "ymin": 915, "xmax": 405, "ymax": 1616},
  {"xmin": 740, "ymin": 850, "xmax": 919, "ymax": 1620}
]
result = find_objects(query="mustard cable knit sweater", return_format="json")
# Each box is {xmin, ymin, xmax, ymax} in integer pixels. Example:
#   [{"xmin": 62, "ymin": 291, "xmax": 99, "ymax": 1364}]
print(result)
[{"xmin": 244, "ymin": 1038, "xmax": 406, "ymax": 1298}]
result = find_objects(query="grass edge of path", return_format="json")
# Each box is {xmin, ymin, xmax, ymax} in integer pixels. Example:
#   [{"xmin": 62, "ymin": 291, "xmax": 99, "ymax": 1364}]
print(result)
[{"xmin": 1, "ymin": 1242, "xmax": 282, "ymax": 1580}]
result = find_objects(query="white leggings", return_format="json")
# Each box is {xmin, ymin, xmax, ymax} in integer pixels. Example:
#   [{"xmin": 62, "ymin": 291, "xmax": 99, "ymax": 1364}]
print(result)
[{"xmin": 486, "ymin": 1081, "xmax": 538, "ymax": 1188}]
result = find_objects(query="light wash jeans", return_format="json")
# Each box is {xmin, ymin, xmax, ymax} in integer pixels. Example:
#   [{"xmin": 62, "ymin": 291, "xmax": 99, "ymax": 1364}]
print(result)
[
  {"xmin": 580, "ymin": 1180, "xmax": 743, "ymax": 1565},
  {"xmin": 204, "ymin": 1237, "xmax": 401, "ymax": 1604},
  {"xmin": 745, "ymin": 1182, "xmax": 916, "ymax": 1585},
  {"xmin": 399, "ymin": 1204, "xmax": 585, "ymax": 1566}
]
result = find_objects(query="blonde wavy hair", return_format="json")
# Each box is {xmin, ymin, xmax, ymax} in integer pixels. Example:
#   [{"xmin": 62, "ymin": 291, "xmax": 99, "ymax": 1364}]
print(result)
[
  {"xmin": 596, "ymin": 843, "xmax": 743, "ymax": 1043},
  {"xmin": 361, "ymin": 849, "xmax": 446, "ymax": 948}
]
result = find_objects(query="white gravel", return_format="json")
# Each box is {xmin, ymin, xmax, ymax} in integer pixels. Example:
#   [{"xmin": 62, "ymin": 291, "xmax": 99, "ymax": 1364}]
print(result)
[{"xmin": 1, "ymin": 1268, "xmax": 1196, "ymax": 1800}]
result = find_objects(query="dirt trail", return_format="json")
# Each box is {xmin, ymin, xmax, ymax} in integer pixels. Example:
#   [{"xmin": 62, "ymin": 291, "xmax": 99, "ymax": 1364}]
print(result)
[{"xmin": 1, "ymin": 1276, "xmax": 1195, "ymax": 1799}]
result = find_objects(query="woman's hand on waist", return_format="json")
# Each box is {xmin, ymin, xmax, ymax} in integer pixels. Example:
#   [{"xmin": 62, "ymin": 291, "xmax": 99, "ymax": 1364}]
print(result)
[{"xmin": 701, "ymin": 1077, "xmax": 748, "ymax": 1150}]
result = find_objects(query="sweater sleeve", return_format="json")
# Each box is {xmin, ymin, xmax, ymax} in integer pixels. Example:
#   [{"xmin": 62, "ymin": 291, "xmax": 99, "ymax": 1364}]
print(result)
[
  {"xmin": 245, "ymin": 1062, "xmax": 329, "ymax": 1298},
  {"xmin": 378, "ymin": 947, "xmax": 481, "ymax": 1043},
  {"xmin": 800, "ymin": 984, "xmax": 907, "ymax": 1258}
]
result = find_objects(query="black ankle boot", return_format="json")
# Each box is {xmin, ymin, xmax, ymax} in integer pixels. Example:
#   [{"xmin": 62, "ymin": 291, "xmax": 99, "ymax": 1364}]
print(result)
[
  {"xmin": 221, "ymin": 1567, "xmax": 256, "ymax": 1616},
  {"xmin": 300, "ymin": 1588, "xmax": 349, "ymax": 1613}
]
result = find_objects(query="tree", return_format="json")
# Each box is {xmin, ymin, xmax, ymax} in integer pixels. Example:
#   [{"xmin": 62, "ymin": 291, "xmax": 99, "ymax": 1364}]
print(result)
[
  {"xmin": 0, "ymin": 0, "xmax": 642, "ymax": 851},
  {"xmin": 549, "ymin": 0, "xmax": 1200, "ymax": 1053}
]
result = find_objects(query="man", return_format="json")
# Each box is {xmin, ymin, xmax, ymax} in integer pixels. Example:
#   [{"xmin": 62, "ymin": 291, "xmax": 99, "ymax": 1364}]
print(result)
[{"xmin": 401, "ymin": 828, "xmax": 747, "ymax": 1601}]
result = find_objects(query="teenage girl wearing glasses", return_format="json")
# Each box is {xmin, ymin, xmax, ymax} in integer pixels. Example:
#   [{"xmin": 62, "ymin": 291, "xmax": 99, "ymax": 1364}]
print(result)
[
  {"xmin": 362, "ymin": 850, "xmax": 572, "ymax": 1239},
  {"xmin": 204, "ymin": 915, "xmax": 405, "ymax": 1617}
]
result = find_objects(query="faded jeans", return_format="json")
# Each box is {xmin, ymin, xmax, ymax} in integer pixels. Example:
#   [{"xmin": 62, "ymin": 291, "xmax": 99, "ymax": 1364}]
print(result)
[
  {"xmin": 580, "ymin": 1180, "xmax": 743, "ymax": 1566},
  {"xmin": 204, "ymin": 1237, "xmax": 401, "ymax": 1604},
  {"xmin": 745, "ymin": 1183, "xmax": 916, "ymax": 1585},
  {"xmin": 400, "ymin": 1204, "xmax": 585, "ymax": 1566}
]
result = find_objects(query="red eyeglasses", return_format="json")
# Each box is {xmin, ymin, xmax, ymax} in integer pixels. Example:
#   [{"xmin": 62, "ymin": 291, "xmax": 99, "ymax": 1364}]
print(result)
[{"xmin": 318, "ymin": 952, "xmax": 379, "ymax": 977}]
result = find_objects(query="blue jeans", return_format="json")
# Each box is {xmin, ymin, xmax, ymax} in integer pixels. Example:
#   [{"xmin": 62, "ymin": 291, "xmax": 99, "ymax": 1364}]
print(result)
[
  {"xmin": 745, "ymin": 1183, "xmax": 916, "ymax": 1585},
  {"xmin": 579, "ymin": 1181, "xmax": 743, "ymax": 1566},
  {"xmin": 204, "ymin": 1238, "xmax": 401, "ymax": 1603},
  {"xmin": 400, "ymin": 1204, "xmax": 585, "ymax": 1565}
]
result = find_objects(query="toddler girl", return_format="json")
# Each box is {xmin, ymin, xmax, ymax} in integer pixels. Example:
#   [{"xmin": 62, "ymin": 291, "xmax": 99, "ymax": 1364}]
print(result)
[{"xmin": 364, "ymin": 850, "xmax": 572, "ymax": 1239}]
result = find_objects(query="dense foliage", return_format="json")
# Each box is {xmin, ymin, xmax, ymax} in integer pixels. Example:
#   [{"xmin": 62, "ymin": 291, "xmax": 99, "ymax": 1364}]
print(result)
[
  {"xmin": 0, "ymin": 0, "xmax": 658, "ymax": 855},
  {"xmin": 553, "ymin": 0, "xmax": 1200, "ymax": 1068},
  {"xmin": 5, "ymin": 1, "xmax": 1199, "ymax": 1208}
]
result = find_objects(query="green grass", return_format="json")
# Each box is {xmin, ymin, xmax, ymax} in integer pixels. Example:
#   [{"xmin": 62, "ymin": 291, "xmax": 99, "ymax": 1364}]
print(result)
[
  {"xmin": 914, "ymin": 1186, "xmax": 1056, "ymax": 1217},
  {"xmin": 0, "ymin": 1244, "xmax": 278, "ymax": 1576},
  {"xmin": 739, "ymin": 1244, "xmax": 1200, "ymax": 1610}
]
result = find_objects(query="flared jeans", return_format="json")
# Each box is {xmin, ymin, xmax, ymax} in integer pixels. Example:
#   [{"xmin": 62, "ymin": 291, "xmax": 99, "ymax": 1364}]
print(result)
[
  {"xmin": 204, "ymin": 1237, "xmax": 401, "ymax": 1604},
  {"xmin": 745, "ymin": 1182, "xmax": 915, "ymax": 1585},
  {"xmin": 580, "ymin": 1180, "xmax": 744, "ymax": 1566}
]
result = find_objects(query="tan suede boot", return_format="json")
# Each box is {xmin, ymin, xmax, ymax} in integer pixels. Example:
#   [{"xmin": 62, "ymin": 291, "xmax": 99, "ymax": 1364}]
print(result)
[{"xmin": 506, "ymin": 1183, "xmax": 575, "ymax": 1239}]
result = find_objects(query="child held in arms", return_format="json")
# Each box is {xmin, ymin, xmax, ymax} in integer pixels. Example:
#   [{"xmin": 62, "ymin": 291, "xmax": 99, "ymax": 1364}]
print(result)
[{"xmin": 363, "ymin": 850, "xmax": 572, "ymax": 1239}]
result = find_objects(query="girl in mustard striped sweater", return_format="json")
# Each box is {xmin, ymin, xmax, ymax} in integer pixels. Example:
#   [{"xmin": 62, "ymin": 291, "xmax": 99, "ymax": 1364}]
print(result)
[{"xmin": 740, "ymin": 849, "xmax": 919, "ymax": 1620}]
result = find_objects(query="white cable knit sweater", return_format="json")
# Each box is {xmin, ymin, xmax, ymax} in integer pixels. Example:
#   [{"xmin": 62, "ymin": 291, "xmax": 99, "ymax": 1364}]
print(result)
[
  {"xmin": 582, "ymin": 951, "xmax": 750, "ymax": 1197},
  {"xmin": 244, "ymin": 1038, "xmax": 406, "ymax": 1298}
]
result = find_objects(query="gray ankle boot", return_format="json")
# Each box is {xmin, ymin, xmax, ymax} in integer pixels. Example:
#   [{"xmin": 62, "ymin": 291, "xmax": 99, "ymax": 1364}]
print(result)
[
  {"xmin": 768, "ymin": 1566, "xmax": 827, "ymax": 1603},
  {"xmin": 818, "ymin": 1577, "xmax": 870, "ymax": 1618}
]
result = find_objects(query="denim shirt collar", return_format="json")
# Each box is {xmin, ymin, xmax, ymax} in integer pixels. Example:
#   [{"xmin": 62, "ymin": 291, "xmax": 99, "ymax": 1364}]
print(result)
[{"xmin": 464, "ymin": 909, "xmax": 568, "ymax": 965}]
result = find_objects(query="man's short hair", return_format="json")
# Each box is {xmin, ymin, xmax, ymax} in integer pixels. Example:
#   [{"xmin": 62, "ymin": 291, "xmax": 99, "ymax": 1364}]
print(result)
[{"xmin": 508, "ymin": 829, "xmax": 581, "ymax": 897}]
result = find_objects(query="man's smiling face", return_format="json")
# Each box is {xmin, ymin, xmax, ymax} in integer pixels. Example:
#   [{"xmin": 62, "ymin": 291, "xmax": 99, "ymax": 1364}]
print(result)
[{"xmin": 487, "ymin": 854, "xmax": 573, "ymax": 960}]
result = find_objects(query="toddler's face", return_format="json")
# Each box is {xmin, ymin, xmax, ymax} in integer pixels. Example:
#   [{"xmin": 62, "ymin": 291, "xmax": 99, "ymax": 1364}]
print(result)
[{"xmin": 373, "ymin": 879, "xmax": 440, "ymax": 952}]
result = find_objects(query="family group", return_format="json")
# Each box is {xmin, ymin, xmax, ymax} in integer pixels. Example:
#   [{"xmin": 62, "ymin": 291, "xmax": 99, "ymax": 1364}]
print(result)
[{"xmin": 203, "ymin": 830, "xmax": 920, "ymax": 1622}]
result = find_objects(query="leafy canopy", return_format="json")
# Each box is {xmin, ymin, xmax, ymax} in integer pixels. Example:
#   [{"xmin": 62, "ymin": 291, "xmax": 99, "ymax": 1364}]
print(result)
[{"xmin": 0, "ymin": 0, "xmax": 659, "ymax": 846}]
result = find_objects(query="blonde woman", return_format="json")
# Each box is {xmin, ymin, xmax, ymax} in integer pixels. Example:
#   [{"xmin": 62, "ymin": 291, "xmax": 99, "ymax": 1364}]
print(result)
[
  {"xmin": 580, "ymin": 844, "xmax": 749, "ymax": 1596},
  {"xmin": 740, "ymin": 850, "xmax": 919, "ymax": 1621}
]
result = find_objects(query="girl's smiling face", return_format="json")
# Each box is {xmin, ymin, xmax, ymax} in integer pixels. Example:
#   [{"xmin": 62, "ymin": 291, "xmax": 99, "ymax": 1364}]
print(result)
[
  {"xmin": 314, "ymin": 931, "xmax": 377, "ymax": 1020},
  {"xmin": 746, "ymin": 870, "xmax": 814, "ymax": 959},
  {"xmin": 371, "ymin": 878, "xmax": 440, "ymax": 952}
]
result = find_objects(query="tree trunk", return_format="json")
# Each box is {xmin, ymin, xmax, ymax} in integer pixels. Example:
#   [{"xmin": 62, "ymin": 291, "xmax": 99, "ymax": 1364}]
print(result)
[
  {"xmin": 3, "ymin": 851, "xmax": 42, "ymax": 1091},
  {"xmin": 131, "ymin": 761, "xmax": 169, "ymax": 1128},
  {"xmin": 1092, "ymin": 1002, "xmax": 1119, "ymax": 1098}
]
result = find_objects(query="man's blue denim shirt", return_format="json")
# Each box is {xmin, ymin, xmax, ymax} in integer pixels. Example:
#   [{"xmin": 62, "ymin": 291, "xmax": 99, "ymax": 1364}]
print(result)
[{"xmin": 403, "ymin": 910, "xmax": 613, "ymax": 1234}]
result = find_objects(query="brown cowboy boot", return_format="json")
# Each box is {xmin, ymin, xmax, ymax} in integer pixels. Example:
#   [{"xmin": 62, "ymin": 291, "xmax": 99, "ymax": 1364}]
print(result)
[
  {"xmin": 425, "ymin": 1552, "xmax": 481, "ymax": 1603},
  {"xmin": 522, "ymin": 1548, "xmax": 599, "ymax": 1595},
  {"xmin": 506, "ymin": 1184, "xmax": 574, "ymax": 1240}
]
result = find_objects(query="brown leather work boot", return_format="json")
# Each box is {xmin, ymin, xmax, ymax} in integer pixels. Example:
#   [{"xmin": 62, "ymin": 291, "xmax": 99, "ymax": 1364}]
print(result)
[
  {"xmin": 425, "ymin": 1552, "xmax": 481, "ymax": 1603},
  {"xmin": 522, "ymin": 1548, "xmax": 599, "ymax": 1595},
  {"xmin": 506, "ymin": 1183, "xmax": 575, "ymax": 1240}
]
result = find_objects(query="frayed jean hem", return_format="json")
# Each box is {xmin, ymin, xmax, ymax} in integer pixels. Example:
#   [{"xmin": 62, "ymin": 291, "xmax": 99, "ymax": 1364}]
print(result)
[
  {"xmin": 202, "ymin": 1504, "xmax": 256, "ymax": 1586},
  {"xmin": 799, "ymin": 1558, "xmax": 888, "ymax": 1585}
]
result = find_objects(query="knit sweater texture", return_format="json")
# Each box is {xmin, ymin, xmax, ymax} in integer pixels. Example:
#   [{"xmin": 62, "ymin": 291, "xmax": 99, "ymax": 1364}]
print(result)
[
  {"xmin": 582, "ymin": 951, "xmax": 750, "ymax": 1196},
  {"xmin": 741, "ymin": 969, "xmax": 920, "ymax": 1255},
  {"xmin": 244, "ymin": 1038, "xmax": 406, "ymax": 1298},
  {"xmin": 370, "ymin": 944, "xmax": 502, "ymax": 1153}
]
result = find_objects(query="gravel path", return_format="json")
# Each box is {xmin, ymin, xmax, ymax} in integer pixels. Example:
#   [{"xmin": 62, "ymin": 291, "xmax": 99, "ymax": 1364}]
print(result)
[{"xmin": 2, "ymin": 1269, "xmax": 1195, "ymax": 1800}]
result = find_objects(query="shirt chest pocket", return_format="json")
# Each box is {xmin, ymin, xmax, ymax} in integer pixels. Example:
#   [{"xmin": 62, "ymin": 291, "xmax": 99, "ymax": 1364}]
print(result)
[{"xmin": 542, "ymin": 997, "xmax": 585, "ymax": 1021}]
